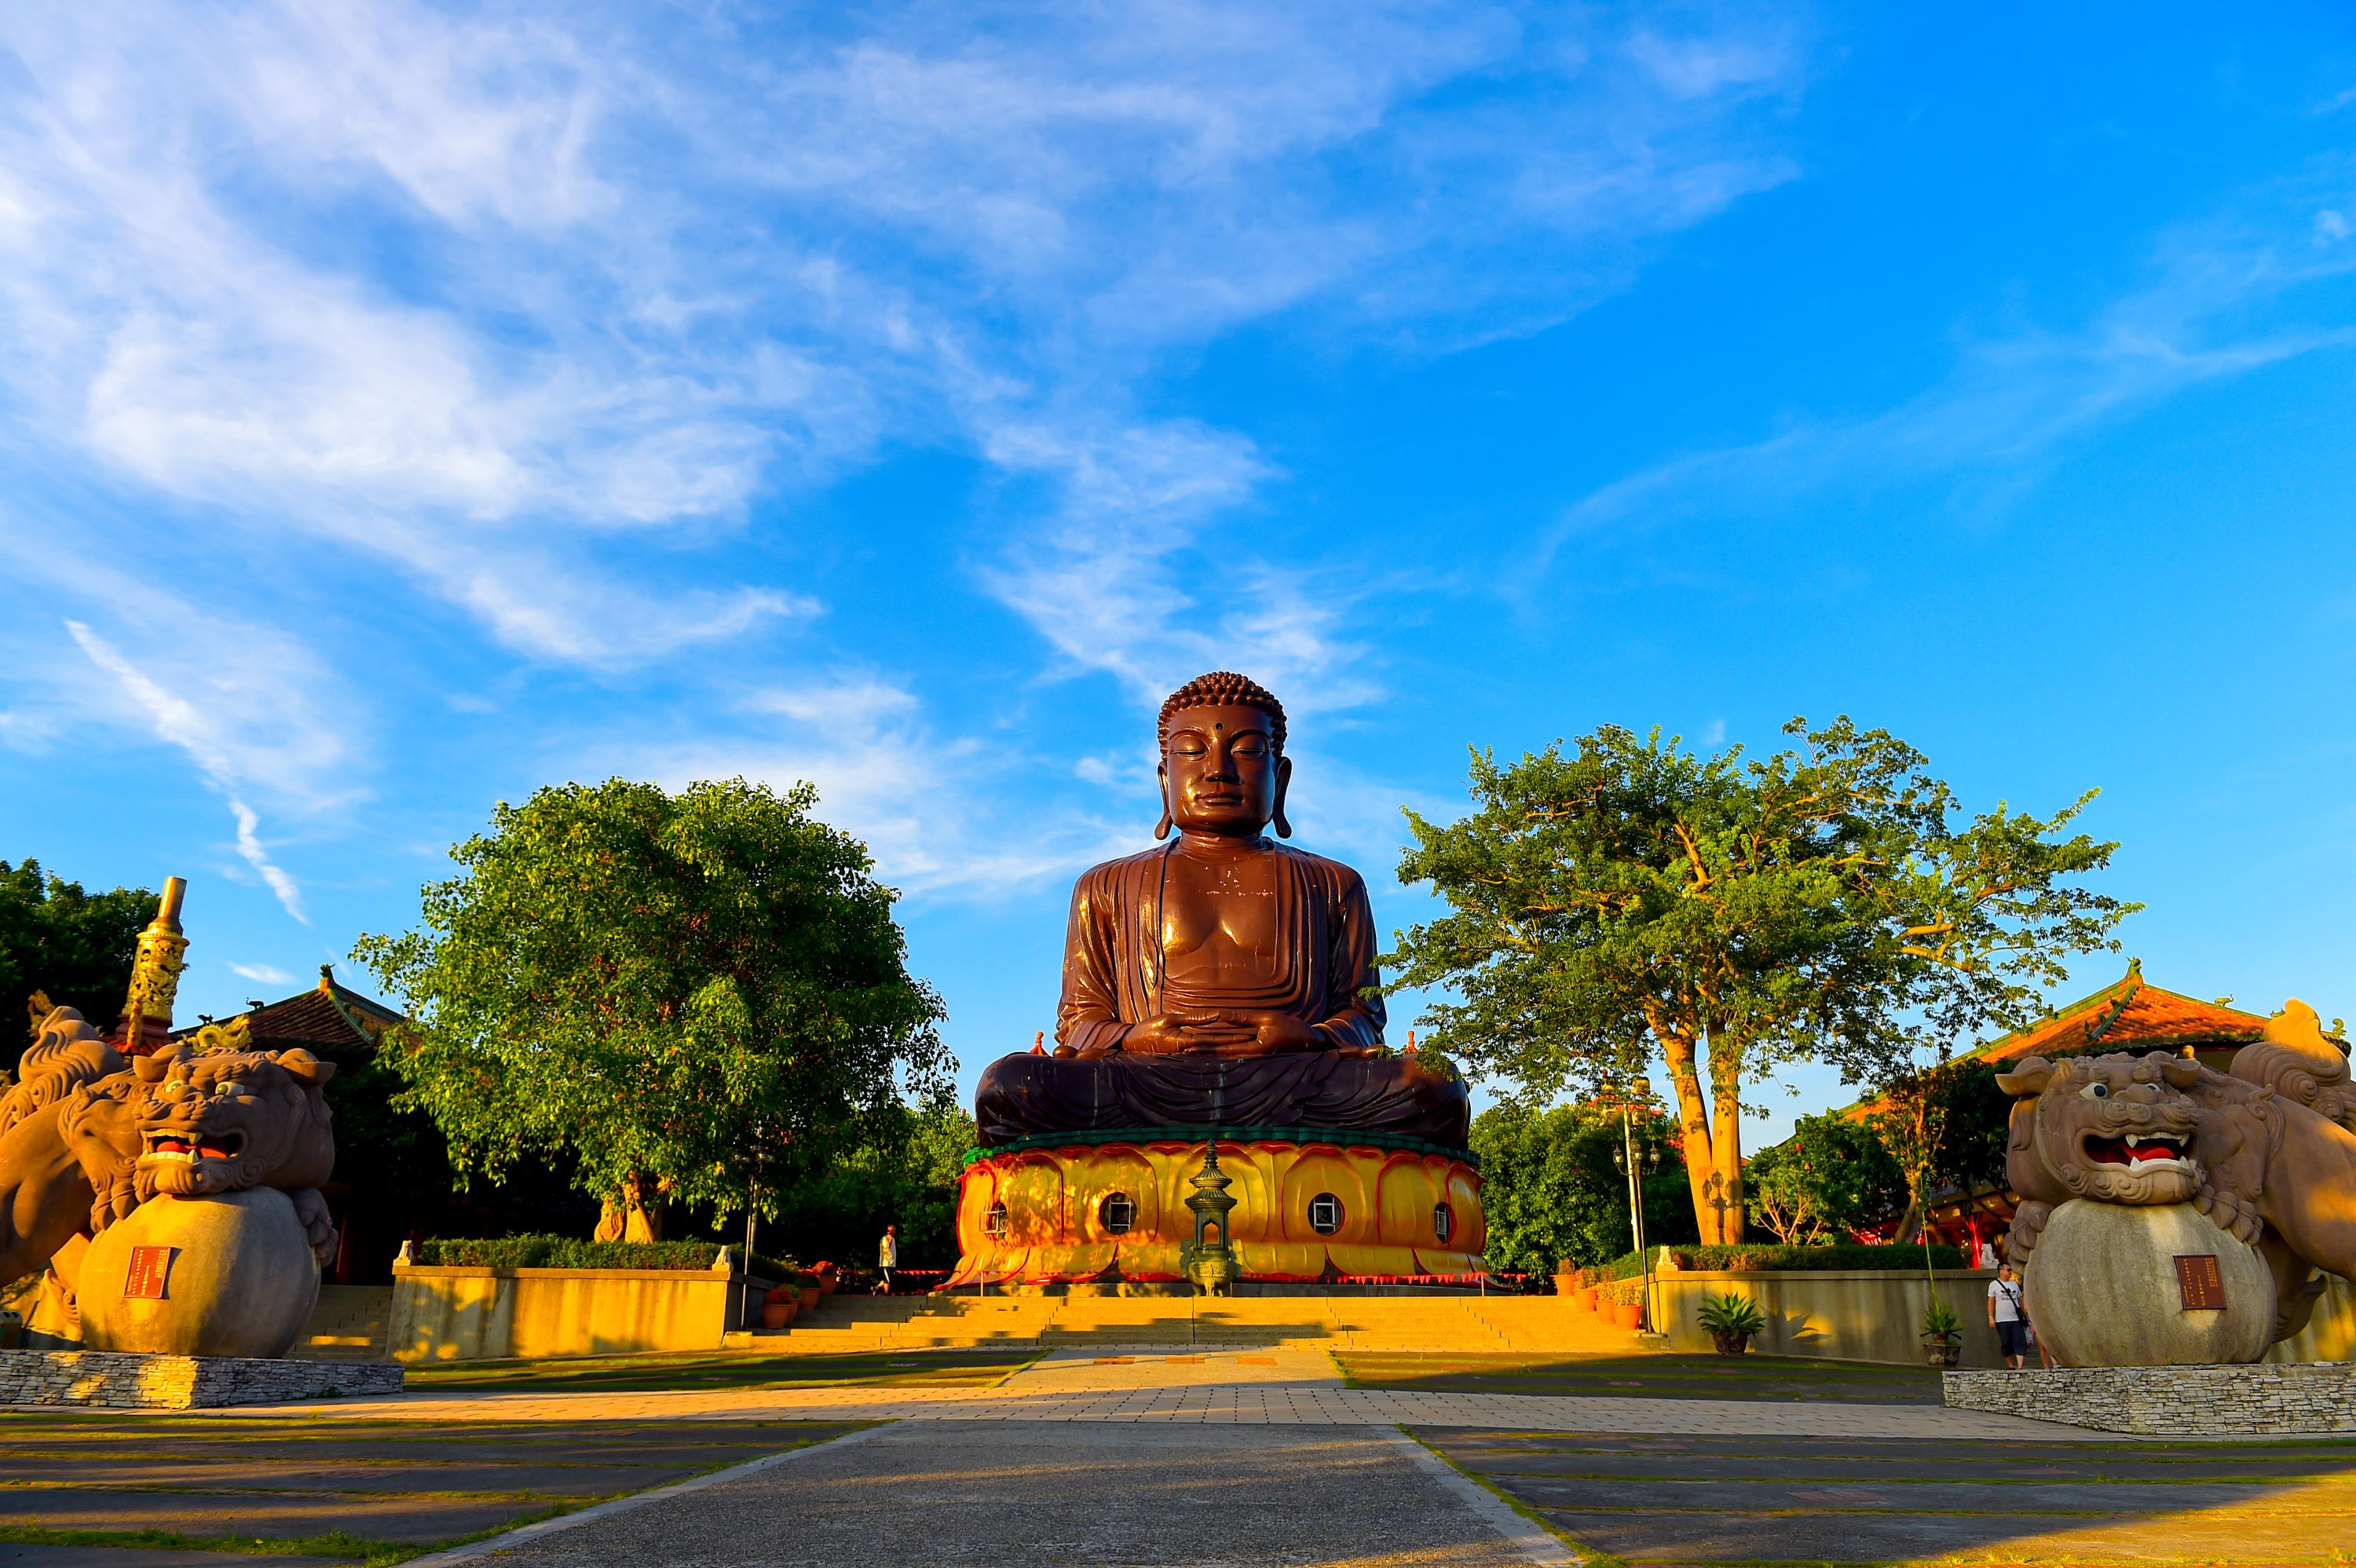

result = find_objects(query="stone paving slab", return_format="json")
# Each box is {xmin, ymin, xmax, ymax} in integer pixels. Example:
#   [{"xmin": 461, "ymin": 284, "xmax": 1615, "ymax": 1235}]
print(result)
[{"xmin": 464, "ymin": 1420, "xmax": 1545, "ymax": 1566}]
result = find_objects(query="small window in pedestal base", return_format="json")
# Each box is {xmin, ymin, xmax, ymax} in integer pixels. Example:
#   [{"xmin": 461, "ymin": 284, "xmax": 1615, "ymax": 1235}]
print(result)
[
  {"xmin": 1099, "ymin": 1193, "xmax": 1134, "ymax": 1234},
  {"xmin": 1433, "ymin": 1202, "xmax": 1454, "ymax": 1245},
  {"xmin": 985, "ymin": 1202, "xmax": 1008, "ymax": 1240},
  {"xmin": 1309, "ymin": 1193, "xmax": 1342, "ymax": 1235}
]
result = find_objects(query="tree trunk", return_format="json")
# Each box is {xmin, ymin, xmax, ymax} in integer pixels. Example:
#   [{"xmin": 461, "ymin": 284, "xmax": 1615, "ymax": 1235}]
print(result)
[
  {"xmin": 594, "ymin": 1175, "xmax": 663, "ymax": 1244},
  {"xmin": 1658, "ymin": 1028, "xmax": 1729, "ymax": 1245},
  {"xmin": 1708, "ymin": 1027, "xmax": 1745, "ymax": 1245}
]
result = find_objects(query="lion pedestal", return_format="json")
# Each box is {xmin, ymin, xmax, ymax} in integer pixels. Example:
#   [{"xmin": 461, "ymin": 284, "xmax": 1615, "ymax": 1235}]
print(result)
[
  {"xmin": 2026, "ymin": 1200, "xmax": 2274, "ymax": 1367},
  {"xmin": 79, "ymin": 1189, "xmax": 320, "ymax": 1359}
]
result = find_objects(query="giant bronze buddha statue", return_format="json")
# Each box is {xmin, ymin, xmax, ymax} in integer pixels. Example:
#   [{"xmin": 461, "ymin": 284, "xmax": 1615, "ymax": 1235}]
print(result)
[{"xmin": 951, "ymin": 673, "xmax": 1483, "ymax": 1288}]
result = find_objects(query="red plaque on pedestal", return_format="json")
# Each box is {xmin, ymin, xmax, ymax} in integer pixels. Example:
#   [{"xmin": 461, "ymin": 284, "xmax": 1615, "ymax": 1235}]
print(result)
[{"xmin": 123, "ymin": 1245, "xmax": 175, "ymax": 1299}]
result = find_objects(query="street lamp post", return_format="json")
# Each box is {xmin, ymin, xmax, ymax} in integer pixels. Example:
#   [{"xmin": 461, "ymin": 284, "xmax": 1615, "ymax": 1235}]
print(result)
[{"xmin": 1612, "ymin": 1077, "xmax": 1660, "ymax": 1334}]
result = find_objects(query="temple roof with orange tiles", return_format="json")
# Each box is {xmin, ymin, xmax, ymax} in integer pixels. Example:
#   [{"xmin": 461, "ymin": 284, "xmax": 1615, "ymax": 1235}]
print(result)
[{"xmin": 1953, "ymin": 959, "xmax": 2277, "ymax": 1073}]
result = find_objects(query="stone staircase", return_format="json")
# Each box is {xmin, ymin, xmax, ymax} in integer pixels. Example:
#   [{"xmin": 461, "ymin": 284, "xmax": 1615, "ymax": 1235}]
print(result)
[
  {"xmin": 295, "ymin": 1285, "xmax": 393, "ymax": 1361},
  {"xmin": 721, "ymin": 1292, "xmax": 1641, "ymax": 1355}
]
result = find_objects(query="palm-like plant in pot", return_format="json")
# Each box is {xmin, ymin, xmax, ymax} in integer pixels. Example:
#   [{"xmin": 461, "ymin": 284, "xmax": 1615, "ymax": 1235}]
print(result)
[
  {"xmin": 1698, "ymin": 1290, "xmax": 1766, "ymax": 1356},
  {"xmin": 1921, "ymin": 1300, "xmax": 1965, "ymax": 1366}
]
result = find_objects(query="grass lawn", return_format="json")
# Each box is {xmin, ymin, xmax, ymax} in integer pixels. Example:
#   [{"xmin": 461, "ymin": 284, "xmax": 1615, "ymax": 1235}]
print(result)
[
  {"xmin": 1339, "ymin": 1351, "xmax": 1944, "ymax": 1405},
  {"xmin": 0, "ymin": 1413, "xmax": 865, "ymax": 1564},
  {"xmin": 401, "ymin": 1347, "xmax": 1040, "ymax": 1394},
  {"xmin": 1419, "ymin": 1427, "xmax": 2356, "ymax": 1566}
]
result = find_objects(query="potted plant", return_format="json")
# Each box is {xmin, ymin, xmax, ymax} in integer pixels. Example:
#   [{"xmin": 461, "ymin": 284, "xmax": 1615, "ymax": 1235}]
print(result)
[
  {"xmin": 1610, "ymin": 1296, "xmax": 1642, "ymax": 1329},
  {"xmin": 1921, "ymin": 1300, "xmax": 1964, "ymax": 1366},
  {"xmin": 1698, "ymin": 1290, "xmax": 1765, "ymax": 1356},
  {"xmin": 760, "ymin": 1286, "xmax": 798, "ymax": 1330},
  {"xmin": 796, "ymin": 1272, "xmax": 823, "ymax": 1314},
  {"xmin": 812, "ymin": 1260, "xmax": 839, "ymax": 1296}
]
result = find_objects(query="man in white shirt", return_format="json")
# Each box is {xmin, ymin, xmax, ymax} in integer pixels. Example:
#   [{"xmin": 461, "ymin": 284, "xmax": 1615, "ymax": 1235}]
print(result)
[
  {"xmin": 878, "ymin": 1223, "xmax": 898, "ymax": 1294},
  {"xmin": 1987, "ymin": 1262, "xmax": 2030, "ymax": 1369}
]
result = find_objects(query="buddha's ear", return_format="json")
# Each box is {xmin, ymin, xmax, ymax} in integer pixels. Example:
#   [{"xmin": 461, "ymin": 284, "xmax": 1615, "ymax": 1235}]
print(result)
[
  {"xmin": 1154, "ymin": 762, "xmax": 1173, "ymax": 840},
  {"xmin": 1272, "ymin": 754, "xmax": 1294, "ymax": 839}
]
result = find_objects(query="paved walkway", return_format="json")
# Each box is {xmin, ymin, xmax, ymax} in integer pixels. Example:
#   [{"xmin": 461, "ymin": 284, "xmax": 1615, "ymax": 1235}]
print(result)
[
  {"xmin": 430, "ymin": 1421, "xmax": 1561, "ymax": 1567},
  {"xmin": 245, "ymin": 1347, "xmax": 2098, "ymax": 1439},
  {"xmin": 20, "ymin": 1352, "xmax": 2356, "ymax": 1564}
]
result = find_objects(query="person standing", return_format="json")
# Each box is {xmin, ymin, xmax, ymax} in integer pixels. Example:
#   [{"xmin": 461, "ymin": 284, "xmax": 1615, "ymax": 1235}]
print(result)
[
  {"xmin": 877, "ymin": 1223, "xmax": 898, "ymax": 1294},
  {"xmin": 1987, "ymin": 1262, "xmax": 2030, "ymax": 1369}
]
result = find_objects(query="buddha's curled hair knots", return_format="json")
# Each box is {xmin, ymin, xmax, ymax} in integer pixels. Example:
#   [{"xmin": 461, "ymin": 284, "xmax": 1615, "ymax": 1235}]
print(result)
[{"xmin": 1158, "ymin": 671, "xmax": 1286, "ymax": 755}]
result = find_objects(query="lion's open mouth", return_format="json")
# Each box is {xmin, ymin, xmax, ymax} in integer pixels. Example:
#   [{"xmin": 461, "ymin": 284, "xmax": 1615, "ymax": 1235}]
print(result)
[
  {"xmin": 143, "ymin": 1128, "xmax": 246, "ymax": 1163},
  {"xmin": 2083, "ymin": 1131, "xmax": 2190, "ymax": 1167}
]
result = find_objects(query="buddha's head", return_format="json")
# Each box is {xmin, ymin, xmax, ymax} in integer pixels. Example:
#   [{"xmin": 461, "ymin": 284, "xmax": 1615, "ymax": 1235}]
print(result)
[{"xmin": 1155, "ymin": 671, "xmax": 1291, "ymax": 840}]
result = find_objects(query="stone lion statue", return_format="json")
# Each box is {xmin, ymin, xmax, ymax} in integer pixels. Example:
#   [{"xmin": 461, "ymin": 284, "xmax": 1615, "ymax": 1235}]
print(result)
[
  {"xmin": 0, "ymin": 1003, "xmax": 338, "ymax": 1314},
  {"xmin": 1998, "ymin": 1002, "xmax": 2356, "ymax": 1347}
]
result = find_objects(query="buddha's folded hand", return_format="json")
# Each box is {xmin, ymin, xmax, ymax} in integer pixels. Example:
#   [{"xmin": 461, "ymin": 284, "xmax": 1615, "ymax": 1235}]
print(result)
[{"xmin": 1119, "ymin": 1011, "xmax": 1253, "ymax": 1054}]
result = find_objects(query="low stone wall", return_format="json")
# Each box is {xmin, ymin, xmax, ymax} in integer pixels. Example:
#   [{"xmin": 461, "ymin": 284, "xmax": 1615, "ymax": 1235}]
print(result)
[
  {"xmin": 390, "ymin": 1264, "xmax": 757, "ymax": 1361},
  {"xmin": 0, "ymin": 1348, "xmax": 403, "ymax": 1409},
  {"xmin": 1944, "ymin": 1362, "xmax": 2356, "ymax": 1435},
  {"xmin": 1623, "ymin": 1268, "xmax": 2007, "ymax": 1368}
]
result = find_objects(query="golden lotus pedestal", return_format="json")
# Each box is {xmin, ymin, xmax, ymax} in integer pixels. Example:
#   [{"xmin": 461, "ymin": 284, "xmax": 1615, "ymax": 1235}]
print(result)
[{"xmin": 945, "ymin": 1133, "xmax": 1485, "ymax": 1289}]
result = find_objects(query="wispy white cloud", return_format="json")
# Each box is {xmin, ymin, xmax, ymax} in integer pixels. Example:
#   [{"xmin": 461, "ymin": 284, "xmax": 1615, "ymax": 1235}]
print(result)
[
  {"xmin": 226, "ymin": 960, "xmax": 296, "ymax": 986},
  {"xmin": 0, "ymin": 0, "xmax": 1810, "ymax": 682},
  {"xmin": 61, "ymin": 616, "xmax": 342, "ymax": 923},
  {"xmin": 0, "ymin": 0, "xmax": 1817, "ymax": 908},
  {"xmin": 980, "ymin": 418, "xmax": 1381, "ymax": 715},
  {"xmin": 1538, "ymin": 163, "xmax": 2356, "ymax": 562},
  {"xmin": 230, "ymin": 801, "xmax": 308, "ymax": 923},
  {"xmin": 627, "ymin": 673, "xmax": 1132, "ymax": 899}
]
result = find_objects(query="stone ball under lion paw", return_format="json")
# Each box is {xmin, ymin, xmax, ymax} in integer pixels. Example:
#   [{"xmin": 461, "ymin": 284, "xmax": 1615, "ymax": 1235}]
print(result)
[
  {"xmin": 2025, "ymin": 1199, "xmax": 2274, "ymax": 1368},
  {"xmin": 79, "ymin": 1188, "xmax": 320, "ymax": 1359}
]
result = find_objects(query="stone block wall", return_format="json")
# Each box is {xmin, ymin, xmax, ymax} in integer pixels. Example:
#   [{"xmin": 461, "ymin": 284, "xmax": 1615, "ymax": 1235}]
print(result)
[
  {"xmin": 1944, "ymin": 1362, "xmax": 2356, "ymax": 1435},
  {"xmin": 1628, "ymin": 1269, "xmax": 2008, "ymax": 1367},
  {"xmin": 390, "ymin": 1265, "xmax": 747, "ymax": 1361},
  {"xmin": 0, "ymin": 1348, "xmax": 402, "ymax": 1409}
]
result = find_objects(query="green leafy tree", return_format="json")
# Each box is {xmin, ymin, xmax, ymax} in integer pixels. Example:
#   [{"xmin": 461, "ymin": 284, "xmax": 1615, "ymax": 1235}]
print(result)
[
  {"xmin": 1870, "ymin": 1059, "xmax": 2014, "ymax": 1242},
  {"xmin": 1389, "ymin": 719, "xmax": 2133, "ymax": 1245},
  {"xmin": 353, "ymin": 777, "xmax": 950, "ymax": 1242},
  {"xmin": 764, "ymin": 1094, "xmax": 975, "ymax": 1272},
  {"xmin": 1744, "ymin": 1112, "xmax": 1908, "ymax": 1244},
  {"xmin": 0, "ymin": 860, "xmax": 153, "ymax": 1074},
  {"xmin": 1471, "ymin": 1100, "xmax": 1696, "ymax": 1276}
]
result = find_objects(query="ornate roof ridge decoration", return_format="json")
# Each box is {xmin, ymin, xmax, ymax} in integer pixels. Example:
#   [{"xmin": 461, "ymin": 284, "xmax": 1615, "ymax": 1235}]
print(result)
[
  {"xmin": 172, "ymin": 963, "xmax": 407, "ymax": 1058},
  {"xmin": 1963, "ymin": 962, "xmax": 2282, "ymax": 1067}
]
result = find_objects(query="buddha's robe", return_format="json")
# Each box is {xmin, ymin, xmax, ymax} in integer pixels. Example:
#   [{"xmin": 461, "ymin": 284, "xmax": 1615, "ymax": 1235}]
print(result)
[{"xmin": 974, "ymin": 841, "xmax": 1470, "ymax": 1147}]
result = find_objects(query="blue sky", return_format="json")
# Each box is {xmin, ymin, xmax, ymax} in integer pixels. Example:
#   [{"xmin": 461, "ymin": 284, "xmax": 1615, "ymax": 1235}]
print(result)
[{"xmin": 6, "ymin": 2, "xmax": 2356, "ymax": 1154}]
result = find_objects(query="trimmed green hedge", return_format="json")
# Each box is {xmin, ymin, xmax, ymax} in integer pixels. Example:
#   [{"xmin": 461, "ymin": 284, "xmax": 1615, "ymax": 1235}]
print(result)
[
  {"xmin": 415, "ymin": 1236, "xmax": 802, "ymax": 1277},
  {"xmin": 1581, "ymin": 1242, "xmax": 1967, "ymax": 1283}
]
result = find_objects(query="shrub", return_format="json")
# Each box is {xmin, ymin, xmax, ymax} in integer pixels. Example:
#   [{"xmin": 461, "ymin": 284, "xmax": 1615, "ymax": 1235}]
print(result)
[
  {"xmin": 1575, "ymin": 1242, "xmax": 1966, "ymax": 1285},
  {"xmin": 416, "ymin": 1235, "xmax": 797, "ymax": 1276}
]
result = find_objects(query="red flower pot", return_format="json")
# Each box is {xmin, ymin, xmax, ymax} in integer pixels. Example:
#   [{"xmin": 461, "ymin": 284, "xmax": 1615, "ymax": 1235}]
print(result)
[
  {"xmin": 1612, "ymin": 1301, "xmax": 1642, "ymax": 1329},
  {"xmin": 761, "ymin": 1299, "xmax": 794, "ymax": 1329}
]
